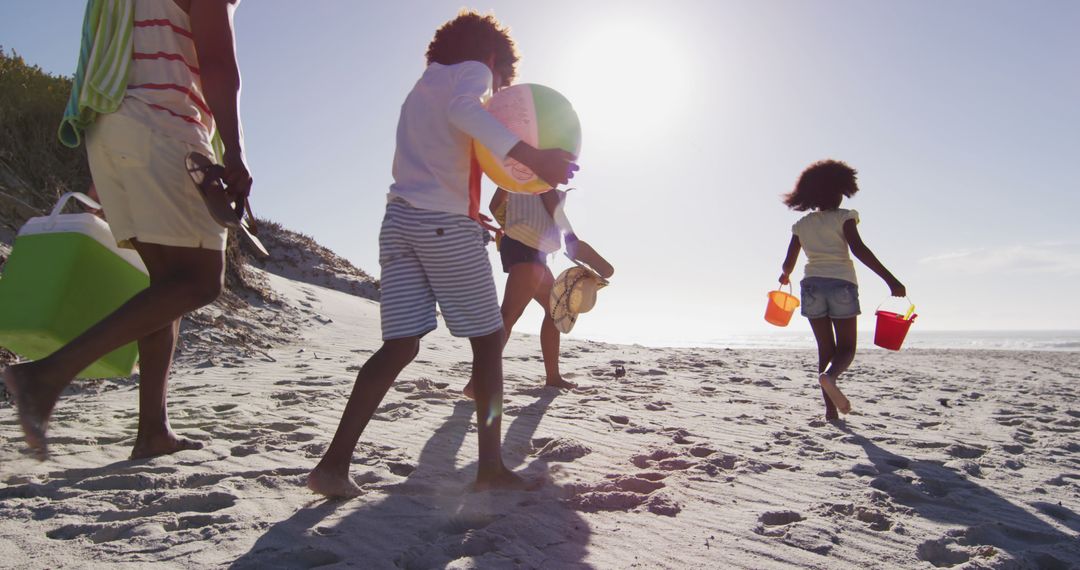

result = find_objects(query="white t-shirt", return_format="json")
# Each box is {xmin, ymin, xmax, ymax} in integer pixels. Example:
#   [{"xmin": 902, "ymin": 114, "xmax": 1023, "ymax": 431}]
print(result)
[
  {"xmin": 792, "ymin": 208, "xmax": 860, "ymax": 284},
  {"xmin": 388, "ymin": 62, "xmax": 521, "ymax": 216}
]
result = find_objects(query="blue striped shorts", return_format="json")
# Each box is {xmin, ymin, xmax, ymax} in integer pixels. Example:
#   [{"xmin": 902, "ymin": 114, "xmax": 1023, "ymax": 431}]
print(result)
[{"xmin": 378, "ymin": 199, "xmax": 503, "ymax": 340}]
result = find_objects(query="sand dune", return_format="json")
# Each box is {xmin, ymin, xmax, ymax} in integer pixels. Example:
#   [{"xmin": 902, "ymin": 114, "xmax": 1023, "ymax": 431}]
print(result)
[{"xmin": 1, "ymin": 270, "xmax": 1077, "ymax": 569}]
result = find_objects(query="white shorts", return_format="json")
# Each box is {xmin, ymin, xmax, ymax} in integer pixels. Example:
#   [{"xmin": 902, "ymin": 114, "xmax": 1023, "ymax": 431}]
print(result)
[
  {"xmin": 86, "ymin": 112, "xmax": 227, "ymax": 251},
  {"xmin": 378, "ymin": 199, "xmax": 503, "ymax": 340}
]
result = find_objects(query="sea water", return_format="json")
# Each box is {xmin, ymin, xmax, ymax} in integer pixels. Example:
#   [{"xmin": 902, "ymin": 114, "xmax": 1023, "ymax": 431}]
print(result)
[{"xmin": 600, "ymin": 330, "xmax": 1080, "ymax": 352}]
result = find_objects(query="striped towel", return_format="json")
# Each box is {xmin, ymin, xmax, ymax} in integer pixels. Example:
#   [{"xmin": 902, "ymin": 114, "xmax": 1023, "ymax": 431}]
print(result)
[{"xmin": 58, "ymin": 0, "xmax": 134, "ymax": 148}]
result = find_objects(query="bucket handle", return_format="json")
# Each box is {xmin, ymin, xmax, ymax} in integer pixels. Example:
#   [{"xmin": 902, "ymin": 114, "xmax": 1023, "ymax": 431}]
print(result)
[
  {"xmin": 876, "ymin": 297, "xmax": 916, "ymax": 321},
  {"xmin": 773, "ymin": 282, "xmax": 794, "ymax": 296},
  {"xmin": 45, "ymin": 192, "xmax": 102, "ymax": 230}
]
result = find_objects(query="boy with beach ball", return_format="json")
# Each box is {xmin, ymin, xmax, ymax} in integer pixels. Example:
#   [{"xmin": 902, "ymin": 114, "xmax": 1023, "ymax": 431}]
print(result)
[{"xmin": 308, "ymin": 10, "xmax": 577, "ymax": 497}]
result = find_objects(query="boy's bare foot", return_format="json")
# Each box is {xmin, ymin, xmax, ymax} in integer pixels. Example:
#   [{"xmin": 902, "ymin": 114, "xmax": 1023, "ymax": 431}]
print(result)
[
  {"xmin": 473, "ymin": 466, "xmax": 544, "ymax": 492},
  {"xmin": 307, "ymin": 468, "xmax": 364, "ymax": 498},
  {"xmin": 130, "ymin": 433, "xmax": 204, "ymax": 460},
  {"xmin": 819, "ymin": 374, "xmax": 851, "ymax": 414},
  {"xmin": 3, "ymin": 366, "xmax": 57, "ymax": 460},
  {"xmin": 462, "ymin": 382, "xmax": 476, "ymax": 400},
  {"xmin": 545, "ymin": 377, "xmax": 576, "ymax": 390}
]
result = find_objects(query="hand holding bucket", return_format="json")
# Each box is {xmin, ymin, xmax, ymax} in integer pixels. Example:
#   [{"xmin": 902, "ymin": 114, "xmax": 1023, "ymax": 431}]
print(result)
[
  {"xmin": 765, "ymin": 283, "xmax": 800, "ymax": 327},
  {"xmin": 874, "ymin": 297, "xmax": 916, "ymax": 350}
]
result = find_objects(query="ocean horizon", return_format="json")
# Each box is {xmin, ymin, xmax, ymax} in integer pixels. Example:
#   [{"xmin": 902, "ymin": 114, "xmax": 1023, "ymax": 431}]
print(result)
[{"xmin": 589, "ymin": 330, "xmax": 1080, "ymax": 352}]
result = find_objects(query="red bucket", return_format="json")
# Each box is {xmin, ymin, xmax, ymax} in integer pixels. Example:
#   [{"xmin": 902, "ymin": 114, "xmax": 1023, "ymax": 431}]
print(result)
[{"xmin": 874, "ymin": 309, "xmax": 916, "ymax": 350}]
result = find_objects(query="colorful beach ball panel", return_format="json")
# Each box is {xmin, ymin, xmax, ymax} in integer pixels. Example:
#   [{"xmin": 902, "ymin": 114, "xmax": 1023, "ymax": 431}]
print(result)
[{"xmin": 474, "ymin": 83, "xmax": 581, "ymax": 193}]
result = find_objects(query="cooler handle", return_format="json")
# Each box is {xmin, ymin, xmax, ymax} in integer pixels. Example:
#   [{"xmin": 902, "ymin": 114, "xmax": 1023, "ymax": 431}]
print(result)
[{"xmin": 45, "ymin": 192, "xmax": 102, "ymax": 230}]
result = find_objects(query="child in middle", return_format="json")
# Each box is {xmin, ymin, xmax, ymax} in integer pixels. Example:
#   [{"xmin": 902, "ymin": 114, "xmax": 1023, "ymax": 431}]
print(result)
[
  {"xmin": 463, "ymin": 187, "xmax": 578, "ymax": 399},
  {"xmin": 307, "ymin": 11, "xmax": 577, "ymax": 498}
]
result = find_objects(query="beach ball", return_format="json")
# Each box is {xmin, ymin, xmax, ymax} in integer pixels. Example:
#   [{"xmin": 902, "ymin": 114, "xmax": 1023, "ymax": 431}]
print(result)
[{"xmin": 474, "ymin": 83, "xmax": 581, "ymax": 194}]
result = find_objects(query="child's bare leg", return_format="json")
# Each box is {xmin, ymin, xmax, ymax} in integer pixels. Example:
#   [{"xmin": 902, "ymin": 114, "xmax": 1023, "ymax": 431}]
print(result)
[
  {"xmin": 469, "ymin": 329, "xmax": 535, "ymax": 491},
  {"xmin": 808, "ymin": 317, "xmax": 840, "ymax": 418},
  {"xmin": 130, "ymin": 319, "xmax": 203, "ymax": 459},
  {"xmin": 808, "ymin": 317, "xmax": 839, "ymax": 419},
  {"xmin": 535, "ymin": 268, "xmax": 573, "ymax": 389},
  {"xmin": 308, "ymin": 337, "xmax": 419, "ymax": 497},
  {"xmin": 5, "ymin": 241, "xmax": 223, "ymax": 459},
  {"xmin": 464, "ymin": 262, "xmax": 544, "ymax": 399},
  {"xmin": 820, "ymin": 317, "xmax": 857, "ymax": 414}
]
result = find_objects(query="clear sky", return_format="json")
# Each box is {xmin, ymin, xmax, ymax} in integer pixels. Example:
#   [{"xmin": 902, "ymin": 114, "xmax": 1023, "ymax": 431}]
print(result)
[{"xmin": 3, "ymin": 1, "xmax": 1078, "ymax": 345}]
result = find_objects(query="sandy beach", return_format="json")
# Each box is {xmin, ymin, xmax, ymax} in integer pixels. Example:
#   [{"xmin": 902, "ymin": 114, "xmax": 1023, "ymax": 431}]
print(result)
[{"xmin": 1, "ymin": 268, "xmax": 1077, "ymax": 569}]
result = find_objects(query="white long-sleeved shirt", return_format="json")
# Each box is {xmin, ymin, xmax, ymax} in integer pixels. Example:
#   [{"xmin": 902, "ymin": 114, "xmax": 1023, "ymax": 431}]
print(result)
[{"xmin": 388, "ymin": 61, "xmax": 521, "ymax": 216}]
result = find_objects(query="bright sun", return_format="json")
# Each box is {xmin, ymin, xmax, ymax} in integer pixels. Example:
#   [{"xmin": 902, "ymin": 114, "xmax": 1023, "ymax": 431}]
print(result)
[{"xmin": 554, "ymin": 20, "xmax": 691, "ymax": 146}]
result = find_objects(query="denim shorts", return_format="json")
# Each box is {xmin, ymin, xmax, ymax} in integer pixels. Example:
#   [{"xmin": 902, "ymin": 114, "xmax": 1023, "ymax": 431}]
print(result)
[{"xmin": 800, "ymin": 277, "xmax": 861, "ymax": 319}]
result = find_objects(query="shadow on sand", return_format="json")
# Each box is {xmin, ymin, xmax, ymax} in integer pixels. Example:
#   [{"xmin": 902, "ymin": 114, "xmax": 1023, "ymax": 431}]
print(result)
[
  {"xmin": 848, "ymin": 431, "xmax": 1079, "ymax": 568},
  {"xmin": 231, "ymin": 391, "xmax": 592, "ymax": 569}
]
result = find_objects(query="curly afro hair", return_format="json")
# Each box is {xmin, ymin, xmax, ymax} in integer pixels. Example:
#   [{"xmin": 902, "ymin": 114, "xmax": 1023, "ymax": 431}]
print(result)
[
  {"xmin": 783, "ymin": 159, "xmax": 860, "ymax": 211},
  {"xmin": 426, "ymin": 10, "xmax": 519, "ymax": 87}
]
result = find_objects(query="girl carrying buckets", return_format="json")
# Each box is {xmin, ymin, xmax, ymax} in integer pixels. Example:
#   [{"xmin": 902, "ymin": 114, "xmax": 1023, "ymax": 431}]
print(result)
[{"xmin": 777, "ymin": 160, "xmax": 906, "ymax": 421}]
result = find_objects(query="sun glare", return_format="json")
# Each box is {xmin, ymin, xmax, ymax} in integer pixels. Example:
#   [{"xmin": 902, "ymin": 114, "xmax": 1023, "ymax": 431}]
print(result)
[{"xmin": 555, "ymin": 21, "xmax": 691, "ymax": 146}]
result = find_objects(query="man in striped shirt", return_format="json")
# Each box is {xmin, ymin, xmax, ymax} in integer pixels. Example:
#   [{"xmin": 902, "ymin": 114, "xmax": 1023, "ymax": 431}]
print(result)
[{"xmin": 5, "ymin": 0, "xmax": 251, "ymax": 461}]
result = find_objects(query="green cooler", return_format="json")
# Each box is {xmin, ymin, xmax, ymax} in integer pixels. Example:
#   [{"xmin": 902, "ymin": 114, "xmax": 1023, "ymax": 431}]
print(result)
[{"xmin": 0, "ymin": 192, "xmax": 149, "ymax": 378}]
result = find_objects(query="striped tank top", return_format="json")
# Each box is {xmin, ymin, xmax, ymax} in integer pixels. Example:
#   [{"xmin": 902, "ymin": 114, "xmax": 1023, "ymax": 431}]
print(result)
[
  {"xmin": 504, "ymin": 190, "xmax": 564, "ymax": 254},
  {"xmin": 116, "ymin": 0, "xmax": 214, "ymax": 148}
]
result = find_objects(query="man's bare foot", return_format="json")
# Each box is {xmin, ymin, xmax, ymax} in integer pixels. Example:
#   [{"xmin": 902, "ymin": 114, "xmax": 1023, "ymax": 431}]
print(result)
[
  {"xmin": 819, "ymin": 373, "xmax": 851, "ymax": 414},
  {"xmin": 544, "ymin": 377, "xmax": 576, "ymax": 390},
  {"xmin": 307, "ymin": 468, "xmax": 364, "ymax": 498},
  {"xmin": 462, "ymin": 382, "xmax": 476, "ymax": 400},
  {"xmin": 3, "ymin": 366, "xmax": 57, "ymax": 460},
  {"xmin": 130, "ymin": 433, "xmax": 204, "ymax": 459},
  {"xmin": 473, "ymin": 466, "xmax": 544, "ymax": 492}
]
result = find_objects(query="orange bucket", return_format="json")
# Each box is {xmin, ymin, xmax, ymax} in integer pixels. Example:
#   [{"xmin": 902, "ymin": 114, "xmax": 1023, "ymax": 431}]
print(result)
[
  {"xmin": 764, "ymin": 284, "xmax": 800, "ymax": 327},
  {"xmin": 874, "ymin": 301, "xmax": 916, "ymax": 350}
]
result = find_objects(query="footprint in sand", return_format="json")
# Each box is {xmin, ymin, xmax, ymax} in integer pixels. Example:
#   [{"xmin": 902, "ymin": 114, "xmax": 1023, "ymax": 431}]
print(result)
[
  {"xmin": 911, "ymin": 523, "xmax": 1075, "ymax": 570},
  {"xmin": 757, "ymin": 510, "xmax": 804, "ymax": 527},
  {"xmin": 565, "ymin": 473, "xmax": 678, "ymax": 516},
  {"xmin": 531, "ymin": 437, "xmax": 592, "ymax": 462},
  {"xmin": 565, "ymin": 445, "xmax": 681, "ymax": 516},
  {"xmin": 689, "ymin": 445, "xmax": 715, "ymax": 458},
  {"xmin": 630, "ymin": 449, "xmax": 679, "ymax": 469},
  {"xmin": 818, "ymin": 502, "xmax": 893, "ymax": 531},
  {"xmin": 96, "ymin": 491, "xmax": 237, "ymax": 523},
  {"xmin": 373, "ymin": 401, "xmax": 423, "ymax": 422},
  {"xmin": 754, "ymin": 510, "xmax": 838, "ymax": 555},
  {"xmin": 396, "ymin": 515, "xmax": 504, "ymax": 569},
  {"xmin": 269, "ymin": 389, "xmax": 324, "ymax": 407},
  {"xmin": 915, "ymin": 538, "xmax": 973, "ymax": 568},
  {"xmin": 944, "ymin": 443, "xmax": 987, "ymax": 460},
  {"xmin": 394, "ymin": 378, "xmax": 457, "ymax": 403},
  {"xmin": 232, "ymin": 547, "xmax": 342, "ymax": 570}
]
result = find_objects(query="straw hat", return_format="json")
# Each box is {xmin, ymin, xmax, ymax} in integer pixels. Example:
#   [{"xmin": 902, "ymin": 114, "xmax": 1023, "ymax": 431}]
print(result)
[{"xmin": 550, "ymin": 265, "xmax": 608, "ymax": 334}]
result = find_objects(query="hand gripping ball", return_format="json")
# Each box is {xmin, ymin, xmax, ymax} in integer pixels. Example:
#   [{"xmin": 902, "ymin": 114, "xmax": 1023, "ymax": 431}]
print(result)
[{"xmin": 473, "ymin": 83, "xmax": 581, "ymax": 194}]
